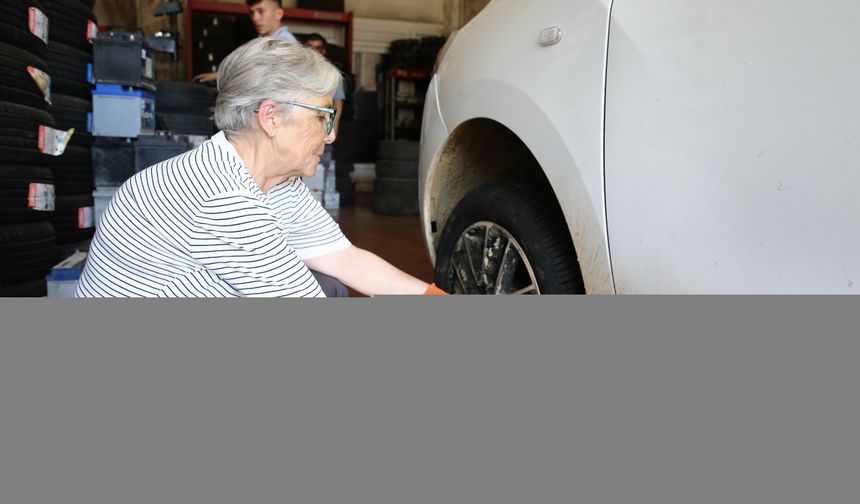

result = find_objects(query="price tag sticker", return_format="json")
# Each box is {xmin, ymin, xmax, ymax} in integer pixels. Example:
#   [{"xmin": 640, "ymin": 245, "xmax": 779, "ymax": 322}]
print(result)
[
  {"xmin": 27, "ymin": 66, "xmax": 51, "ymax": 103},
  {"xmin": 86, "ymin": 19, "xmax": 98, "ymax": 44},
  {"xmin": 78, "ymin": 207, "xmax": 95, "ymax": 229},
  {"xmin": 28, "ymin": 8, "xmax": 49, "ymax": 44},
  {"xmin": 38, "ymin": 126, "xmax": 74, "ymax": 156},
  {"xmin": 28, "ymin": 183, "xmax": 56, "ymax": 211}
]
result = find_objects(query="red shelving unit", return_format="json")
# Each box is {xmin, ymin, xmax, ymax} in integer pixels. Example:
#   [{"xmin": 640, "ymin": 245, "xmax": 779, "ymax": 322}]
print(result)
[{"xmin": 185, "ymin": 1, "xmax": 354, "ymax": 81}]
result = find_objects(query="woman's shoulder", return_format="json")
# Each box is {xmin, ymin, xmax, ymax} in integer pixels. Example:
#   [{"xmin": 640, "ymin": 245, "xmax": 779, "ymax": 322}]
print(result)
[{"xmin": 113, "ymin": 146, "xmax": 254, "ymax": 215}]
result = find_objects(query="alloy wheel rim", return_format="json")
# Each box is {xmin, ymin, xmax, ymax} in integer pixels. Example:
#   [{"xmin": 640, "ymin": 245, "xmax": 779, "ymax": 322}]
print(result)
[{"xmin": 446, "ymin": 221, "xmax": 540, "ymax": 295}]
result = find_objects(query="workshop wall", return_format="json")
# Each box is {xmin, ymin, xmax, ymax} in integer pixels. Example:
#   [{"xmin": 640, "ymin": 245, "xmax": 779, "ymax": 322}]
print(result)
[{"xmin": 93, "ymin": 0, "xmax": 491, "ymax": 81}]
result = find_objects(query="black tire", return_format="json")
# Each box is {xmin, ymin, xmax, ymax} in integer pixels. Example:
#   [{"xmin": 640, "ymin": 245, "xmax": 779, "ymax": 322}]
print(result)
[
  {"xmin": 372, "ymin": 177, "xmax": 418, "ymax": 216},
  {"xmin": 49, "ymin": 193, "xmax": 94, "ymax": 243},
  {"xmin": 0, "ymin": 164, "xmax": 55, "ymax": 223},
  {"xmin": 0, "ymin": 101, "xmax": 55, "ymax": 165},
  {"xmin": 54, "ymin": 75, "xmax": 94, "ymax": 100},
  {"xmin": 157, "ymin": 113, "xmax": 215, "ymax": 135},
  {"xmin": 335, "ymin": 176, "xmax": 354, "ymax": 193},
  {"xmin": 434, "ymin": 184, "xmax": 584, "ymax": 295},
  {"xmin": 66, "ymin": 131, "xmax": 92, "ymax": 147},
  {"xmin": 44, "ymin": 41, "xmax": 93, "ymax": 98},
  {"xmin": 47, "ymin": 144, "xmax": 89, "ymax": 165},
  {"xmin": 50, "ymin": 146, "xmax": 93, "ymax": 194},
  {"xmin": 338, "ymin": 190, "xmax": 355, "ymax": 208},
  {"xmin": 52, "ymin": 175, "xmax": 93, "ymax": 194},
  {"xmin": 335, "ymin": 176, "xmax": 355, "ymax": 207},
  {"xmin": 49, "ymin": 144, "xmax": 93, "ymax": 194},
  {"xmin": 45, "ymin": 0, "xmax": 97, "ymax": 52},
  {"xmin": 155, "ymin": 81, "xmax": 216, "ymax": 115},
  {"xmin": 376, "ymin": 159, "xmax": 418, "ymax": 178},
  {"xmin": 0, "ymin": 220, "xmax": 56, "ymax": 287},
  {"xmin": 334, "ymin": 148, "xmax": 356, "ymax": 164},
  {"xmin": 335, "ymin": 161, "xmax": 354, "ymax": 178},
  {"xmin": 0, "ymin": 0, "xmax": 48, "ymax": 57},
  {"xmin": 0, "ymin": 42, "xmax": 51, "ymax": 111},
  {"xmin": 333, "ymin": 141, "xmax": 356, "ymax": 163},
  {"xmin": 50, "ymin": 93, "xmax": 91, "ymax": 145},
  {"xmin": 377, "ymin": 139, "xmax": 419, "ymax": 161},
  {"xmin": 51, "ymin": 161, "xmax": 93, "ymax": 194},
  {"xmin": 0, "ymin": 277, "xmax": 47, "ymax": 297}
]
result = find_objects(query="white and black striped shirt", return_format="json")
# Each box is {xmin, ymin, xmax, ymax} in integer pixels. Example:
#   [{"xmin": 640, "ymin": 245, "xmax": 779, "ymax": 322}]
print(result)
[{"xmin": 76, "ymin": 132, "xmax": 350, "ymax": 297}]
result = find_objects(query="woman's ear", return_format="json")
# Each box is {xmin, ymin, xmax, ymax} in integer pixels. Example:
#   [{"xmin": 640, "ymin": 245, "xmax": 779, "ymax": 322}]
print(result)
[{"xmin": 256, "ymin": 100, "xmax": 279, "ymax": 138}]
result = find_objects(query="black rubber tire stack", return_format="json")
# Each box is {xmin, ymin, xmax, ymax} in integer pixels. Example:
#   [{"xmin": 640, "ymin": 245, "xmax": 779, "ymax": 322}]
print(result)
[
  {"xmin": 332, "ymin": 121, "xmax": 357, "ymax": 207},
  {"xmin": 45, "ymin": 0, "xmax": 96, "ymax": 258},
  {"xmin": 373, "ymin": 140, "xmax": 420, "ymax": 215},
  {"xmin": 155, "ymin": 81, "xmax": 217, "ymax": 136},
  {"xmin": 418, "ymin": 36, "xmax": 447, "ymax": 72},
  {"xmin": 0, "ymin": 221, "xmax": 58, "ymax": 296},
  {"xmin": 44, "ymin": 0, "xmax": 97, "ymax": 52},
  {"xmin": 0, "ymin": 0, "xmax": 57, "ymax": 296},
  {"xmin": 0, "ymin": 42, "xmax": 52, "ymax": 111},
  {"xmin": 389, "ymin": 39, "xmax": 420, "ymax": 70},
  {"xmin": 0, "ymin": 0, "xmax": 49, "ymax": 57}
]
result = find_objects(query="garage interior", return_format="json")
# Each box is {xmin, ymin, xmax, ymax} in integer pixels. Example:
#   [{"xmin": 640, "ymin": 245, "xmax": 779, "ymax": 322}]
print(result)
[{"xmin": 0, "ymin": 0, "xmax": 491, "ymax": 297}]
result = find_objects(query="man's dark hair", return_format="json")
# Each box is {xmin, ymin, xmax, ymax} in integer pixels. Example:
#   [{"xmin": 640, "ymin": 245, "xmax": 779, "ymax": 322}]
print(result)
[
  {"xmin": 306, "ymin": 33, "xmax": 328, "ymax": 48},
  {"xmin": 246, "ymin": 0, "xmax": 281, "ymax": 6}
]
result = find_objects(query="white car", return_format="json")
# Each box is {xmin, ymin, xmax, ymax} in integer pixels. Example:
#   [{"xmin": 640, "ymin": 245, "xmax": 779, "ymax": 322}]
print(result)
[{"xmin": 419, "ymin": 0, "xmax": 860, "ymax": 294}]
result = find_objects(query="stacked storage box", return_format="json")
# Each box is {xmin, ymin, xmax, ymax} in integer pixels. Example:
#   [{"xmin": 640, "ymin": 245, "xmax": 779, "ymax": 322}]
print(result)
[{"xmin": 90, "ymin": 30, "xmax": 191, "ymax": 226}]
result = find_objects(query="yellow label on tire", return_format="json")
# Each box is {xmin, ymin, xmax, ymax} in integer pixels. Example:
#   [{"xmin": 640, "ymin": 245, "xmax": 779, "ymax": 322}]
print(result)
[{"xmin": 27, "ymin": 66, "xmax": 51, "ymax": 104}]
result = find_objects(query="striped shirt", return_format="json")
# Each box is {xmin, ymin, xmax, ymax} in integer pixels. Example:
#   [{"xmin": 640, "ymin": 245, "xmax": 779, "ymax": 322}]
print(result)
[{"xmin": 76, "ymin": 132, "xmax": 351, "ymax": 297}]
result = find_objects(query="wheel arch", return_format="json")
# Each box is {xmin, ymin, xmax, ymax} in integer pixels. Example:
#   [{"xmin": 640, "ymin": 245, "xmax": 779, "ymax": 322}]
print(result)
[
  {"xmin": 421, "ymin": 116, "xmax": 611, "ymax": 293},
  {"xmin": 423, "ymin": 117, "xmax": 558, "ymax": 247}
]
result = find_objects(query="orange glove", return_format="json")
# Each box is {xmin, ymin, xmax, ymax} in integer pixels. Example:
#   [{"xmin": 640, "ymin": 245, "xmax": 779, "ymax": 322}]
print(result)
[{"xmin": 423, "ymin": 283, "xmax": 449, "ymax": 295}]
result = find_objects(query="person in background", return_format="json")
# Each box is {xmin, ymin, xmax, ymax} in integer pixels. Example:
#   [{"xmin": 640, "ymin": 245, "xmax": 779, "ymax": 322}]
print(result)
[
  {"xmin": 193, "ymin": 0, "xmax": 297, "ymax": 84},
  {"xmin": 76, "ymin": 37, "xmax": 448, "ymax": 298},
  {"xmin": 304, "ymin": 33, "xmax": 345, "ymax": 137}
]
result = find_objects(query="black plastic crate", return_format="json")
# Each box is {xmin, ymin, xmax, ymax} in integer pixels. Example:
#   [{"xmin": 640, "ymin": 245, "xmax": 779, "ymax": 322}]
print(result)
[
  {"xmin": 92, "ymin": 136, "xmax": 190, "ymax": 187},
  {"xmin": 93, "ymin": 31, "xmax": 156, "ymax": 90}
]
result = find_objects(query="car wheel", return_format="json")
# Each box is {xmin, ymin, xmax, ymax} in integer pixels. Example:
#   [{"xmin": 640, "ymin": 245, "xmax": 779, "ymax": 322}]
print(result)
[{"xmin": 435, "ymin": 184, "xmax": 584, "ymax": 295}]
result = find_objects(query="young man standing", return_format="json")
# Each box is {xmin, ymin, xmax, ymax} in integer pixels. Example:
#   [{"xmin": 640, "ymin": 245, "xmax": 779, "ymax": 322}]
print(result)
[{"xmin": 193, "ymin": 0, "xmax": 297, "ymax": 83}]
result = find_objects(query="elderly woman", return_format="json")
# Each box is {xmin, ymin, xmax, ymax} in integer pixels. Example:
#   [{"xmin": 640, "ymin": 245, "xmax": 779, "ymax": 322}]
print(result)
[{"xmin": 76, "ymin": 38, "xmax": 445, "ymax": 297}]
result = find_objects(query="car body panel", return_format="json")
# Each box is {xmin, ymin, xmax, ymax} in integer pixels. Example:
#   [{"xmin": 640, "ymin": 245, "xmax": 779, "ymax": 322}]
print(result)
[
  {"xmin": 418, "ymin": 75, "xmax": 448, "ymax": 248},
  {"xmin": 421, "ymin": 0, "xmax": 860, "ymax": 293},
  {"xmin": 605, "ymin": 0, "xmax": 860, "ymax": 293},
  {"xmin": 420, "ymin": 0, "xmax": 616, "ymax": 293}
]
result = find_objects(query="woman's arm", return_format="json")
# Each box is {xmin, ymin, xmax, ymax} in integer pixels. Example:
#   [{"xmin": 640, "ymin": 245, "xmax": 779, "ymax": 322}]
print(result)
[{"xmin": 304, "ymin": 245, "xmax": 430, "ymax": 296}]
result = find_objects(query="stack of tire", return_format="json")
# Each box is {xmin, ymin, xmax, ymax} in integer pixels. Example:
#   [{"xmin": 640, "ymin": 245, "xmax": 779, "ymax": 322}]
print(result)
[
  {"xmin": 417, "ymin": 36, "xmax": 446, "ymax": 72},
  {"xmin": 155, "ymin": 81, "xmax": 216, "ymax": 136},
  {"xmin": 373, "ymin": 140, "xmax": 419, "ymax": 215},
  {"xmin": 45, "ymin": 0, "xmax": 98, "ymax": 259},
  {"xmin": 0, "ymin": 0, "xmax": 58, "ymax": 296},
  {"xmin": 389, "ymin": 39, "xmax": 420, "ymax": 70},
  {"xmin": 332, "ymin": 121, "xmax": 357, "ymax": 207}
]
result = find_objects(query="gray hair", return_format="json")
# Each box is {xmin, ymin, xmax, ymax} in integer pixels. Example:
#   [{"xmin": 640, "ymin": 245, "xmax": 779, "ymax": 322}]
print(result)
[{"xmin": 214, "ymin": 37, "xmax": 341, "ymax": 136}]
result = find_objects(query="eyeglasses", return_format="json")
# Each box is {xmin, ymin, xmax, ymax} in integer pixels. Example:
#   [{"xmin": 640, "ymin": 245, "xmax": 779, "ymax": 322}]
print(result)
[{"xmin": 255, "ymin": 100, "xmax": 337, "ymax": 135}]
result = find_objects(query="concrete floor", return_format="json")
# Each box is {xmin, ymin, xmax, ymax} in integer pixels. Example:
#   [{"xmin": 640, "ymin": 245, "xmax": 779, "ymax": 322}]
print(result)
[{"xmin": 333, "ymin": 193, "xmax": 435, "ymax": 297}]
